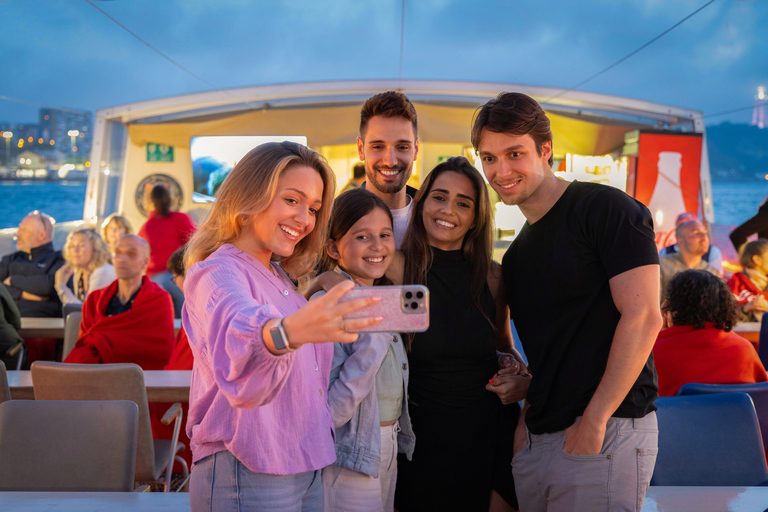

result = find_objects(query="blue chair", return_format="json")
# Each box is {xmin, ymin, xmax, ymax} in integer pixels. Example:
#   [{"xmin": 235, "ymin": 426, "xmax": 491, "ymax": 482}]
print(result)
[
  {"xmin": 759, "ymin": 314, "xmax": 768, "ymax": 369},
  {"xmin": 651, "ymin": 393, "xmax": 768, "ymax": 486},
  {"xmin": 678, "ymin": 381, "xmax": 768, "ymax": 456}
]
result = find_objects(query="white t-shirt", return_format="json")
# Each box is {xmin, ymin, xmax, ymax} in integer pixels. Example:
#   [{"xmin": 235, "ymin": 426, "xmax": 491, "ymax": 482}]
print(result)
[{"xmin": 391, "ymin": 196, "xmax": 413, "ymax": 250}]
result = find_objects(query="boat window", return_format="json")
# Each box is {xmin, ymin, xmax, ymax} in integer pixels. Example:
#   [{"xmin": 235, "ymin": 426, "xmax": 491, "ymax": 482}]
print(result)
[{"xmin": 191, "ymin": 135, "xmax": 307, "ymax": 202}]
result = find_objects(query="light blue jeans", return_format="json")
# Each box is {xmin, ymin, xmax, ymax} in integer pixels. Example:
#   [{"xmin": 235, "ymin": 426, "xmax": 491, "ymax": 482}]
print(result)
[{"xmin": 190, "ymin": 450, "xmax": 323, "ymax": 512}]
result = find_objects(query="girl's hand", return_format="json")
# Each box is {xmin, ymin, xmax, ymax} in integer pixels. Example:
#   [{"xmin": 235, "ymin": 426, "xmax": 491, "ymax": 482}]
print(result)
[
  {"xmin": 281, "ymin": 280, "xmax": 382, "ymax": 347},
  {"xmin": 55, "ymin": 265, "xmax": 74, "ymax": 287},
  {"xmin": 753, "ymin": 295, "xmax": 768, "ymax": 312}
]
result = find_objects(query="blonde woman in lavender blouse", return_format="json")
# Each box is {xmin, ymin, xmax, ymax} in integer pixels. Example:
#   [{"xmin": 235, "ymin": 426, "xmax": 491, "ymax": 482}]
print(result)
[{"xmin": 182, "ymin": 142, "xmax": 382, "ymax": 512}]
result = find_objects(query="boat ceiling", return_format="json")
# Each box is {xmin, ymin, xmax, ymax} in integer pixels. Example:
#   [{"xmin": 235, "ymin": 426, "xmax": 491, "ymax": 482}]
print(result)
[{"xmin": 114, "ymin": 80, "xmax": 702, "ymax": 157}]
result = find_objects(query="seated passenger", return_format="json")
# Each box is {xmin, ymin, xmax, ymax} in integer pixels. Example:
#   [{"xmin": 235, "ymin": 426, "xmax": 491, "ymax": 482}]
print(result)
[
  {"xmin": 660, "ymin": 212, "xmax": 723, "ymax": 274},
  {"xmin": 0, "ymin": 211, "xmax": 65, "ymax": 317},
  {"xmin": 157, "ymin": 246, "xmax": 193, "ymax": 469},
  {"xmin": 660, "ymin": 217, "xmax": 720, "ymax": 302},
  {"xmin": 728, "ymin": 239, "xmax": 768, "ymax": 323},
  {"xmin": 64, "ymin": 235, "xmax": 174, "ymax": 369},
  {"xmin": 654, "ymin": 269, "xmax": 767, "ymax": 396},
  {"xmin": 101, "ymin": 213, "xmax": 133, "ymax": 257},
  {"xmin": 54, "ymin": 229, "xmax": 116, "ymax": 306},
  {"xmin": 164, "ymin": 247, "xmax": 192, "ymax": 371},
  {"xmin": 0, "ymin": 284, "xmax": 24, "ymax": 370}
]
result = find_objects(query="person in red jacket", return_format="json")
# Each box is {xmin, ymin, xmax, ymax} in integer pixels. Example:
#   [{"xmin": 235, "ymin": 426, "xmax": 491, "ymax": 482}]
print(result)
[
  {"xmin": 157, "ymin": 246, "xmax": 193, "ymax": 470},
  {"xmin": 65, "ymin": 235, "xmax": 174, "ymax": 369},
  {"xmin": 138, "ymin": 185, "xmax": 196, "ymax": 318},
  {"xmin": 727, "ymin": 239, "xmax": 768, "ymax": 323},
  {"xmin": 654, "ymin": 269, "xmax": 768, "ymax": 397}
]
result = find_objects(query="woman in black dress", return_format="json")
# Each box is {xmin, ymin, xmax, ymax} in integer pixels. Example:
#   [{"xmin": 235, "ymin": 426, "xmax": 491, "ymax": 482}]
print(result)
[{"xmin": 392, "ymin": 157, "xmax": 529, "ymax": 512}]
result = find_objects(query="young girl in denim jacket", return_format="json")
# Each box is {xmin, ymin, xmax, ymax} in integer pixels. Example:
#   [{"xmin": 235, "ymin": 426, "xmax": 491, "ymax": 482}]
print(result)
[{"xmin": 315, "ymin": 188, "xmax": 415, "ymax": 512}]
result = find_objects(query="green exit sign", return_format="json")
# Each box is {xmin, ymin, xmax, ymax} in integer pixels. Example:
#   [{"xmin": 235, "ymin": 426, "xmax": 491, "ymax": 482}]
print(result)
[{"xmin": 147, "ymin": 143, "xmax": 174, "ymax": 162}]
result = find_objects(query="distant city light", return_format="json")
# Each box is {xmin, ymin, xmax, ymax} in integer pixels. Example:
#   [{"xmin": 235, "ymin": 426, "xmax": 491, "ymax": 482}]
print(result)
[
  {"xmin": 28, "ymin": 137, "xmax": 33, "ymax": 143},
  {"xmin": 25, "ymin": 159, "xmax": 31, "ymax": 165},
  {"xmin": 1, "ymin": 132, "xmax": 11, "ymax": 139},
  {"xmin": 67, "ymin": 130, "xmax": 79, "ymax": 137},
  {"xmin": 72, "ymin": 146, "xmax": 78, "ymax": 152},
  {"xmin": 37, "ymin": 138, "xmax": 43, "ymax": 144},
  {"xmin": 49, "ymin": 140, "xmax": 55, "ymax": 145},
  {"xmin": 18, "ymin": 158, "xmax": 24, "ymax": 164},
  {"xmin": 85, "ymin": 161, "xmax": 91, "ymax": 168},
  {"xmin": 44, "ymin": 115, "xmax": 49, "ymax": 120}
]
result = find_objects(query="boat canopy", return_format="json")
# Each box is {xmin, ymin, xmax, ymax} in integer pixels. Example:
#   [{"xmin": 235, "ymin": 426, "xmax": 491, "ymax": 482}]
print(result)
[{"xmin": 84, "ymin": 80, "xmax": 709, "ymax": 230}]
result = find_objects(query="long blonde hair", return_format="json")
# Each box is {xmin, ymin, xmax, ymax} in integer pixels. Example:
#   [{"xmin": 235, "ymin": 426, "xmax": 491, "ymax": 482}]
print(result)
[
  {"xmin": 63, "ymin": 229, "xmax": 111, "ymax": 272},
  {"xmin": 185, "ymin": 141, "xmax": 336, "ymax": 278}
]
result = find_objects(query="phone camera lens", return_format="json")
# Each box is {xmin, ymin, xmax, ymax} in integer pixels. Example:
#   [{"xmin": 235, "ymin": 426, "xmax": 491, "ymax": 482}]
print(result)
[
  {"xmin": 405, "ymin": 291, "xmax": 413, "ymax": 299},
  {"xmin": 416, "ymin": 291, "xmax": 424, "ymax": 299},
  {"xmin": 411, "ymin": 302, "xmax": 418, "ymax": 310}
]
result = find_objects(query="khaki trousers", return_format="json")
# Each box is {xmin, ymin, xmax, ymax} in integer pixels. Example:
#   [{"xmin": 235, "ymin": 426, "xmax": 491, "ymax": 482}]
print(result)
[{"xmin": 512, "ymin": 413, "xmax": 658, "ymax": 512}]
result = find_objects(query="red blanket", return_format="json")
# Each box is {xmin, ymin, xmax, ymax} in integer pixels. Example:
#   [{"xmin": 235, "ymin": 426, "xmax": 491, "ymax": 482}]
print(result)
[
  {"xmin": 65, "ymin": 276, "xmax": 174, "ymax": 369},
  {"xmin": 653, "ymin": 323, "xmax": 768, "ymax": 396},
  {"xmin": 164, "ymin": 326, "xmax": 194, "ymax": 371}
]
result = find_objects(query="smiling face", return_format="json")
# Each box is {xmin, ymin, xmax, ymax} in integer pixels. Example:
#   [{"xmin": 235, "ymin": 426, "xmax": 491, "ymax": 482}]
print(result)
[
  {"xmin": 239, "ymin": 165, "xmax": 324, "ymax": 268},
  {"xmin": 69, "ymin": 233, "xmax": 94, "ymax": 268},
  {"xmin": 421, "ymin": 171, "xmax": 477, "ymax": 251},
  {"xmin": 677, "ymin": 220, "xmax": 709, "ymax": 257},
  {"xmin": 357, "ymin": 116, "xmax": 419, "ymax": 196},
  {"xmin": 327, "ymin": 207, "xmax": 395, "ymax": 286},
  {"xmin": 477, "ymin": 130, "xmax": 552, "ymax": 208}
]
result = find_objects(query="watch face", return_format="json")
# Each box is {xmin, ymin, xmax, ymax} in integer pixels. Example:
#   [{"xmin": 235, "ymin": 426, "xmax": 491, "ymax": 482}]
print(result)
[{"xmin": 271, "ymin": 325, "xmax": 288, "ymax": 350}]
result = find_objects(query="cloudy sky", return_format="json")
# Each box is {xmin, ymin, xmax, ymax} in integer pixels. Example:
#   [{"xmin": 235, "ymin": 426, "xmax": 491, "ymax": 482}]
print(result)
[{"xmin": 1, "ymin": 0, "xmax": 765, "ymax": 126}]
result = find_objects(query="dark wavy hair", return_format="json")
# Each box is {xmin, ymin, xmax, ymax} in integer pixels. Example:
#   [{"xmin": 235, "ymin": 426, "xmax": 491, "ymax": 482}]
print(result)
[
  {"xmin": 664, "ymin": 269, "xmax": 739, "ymax": 331},
  {"xmin": 166, "ymin": 245, "xmax": 186, "ymax": 277},
  {"xmin": 471, "ymin": 92, "xmax": 554, "ymax": 166},
  {"xmin": 360, "ymin": 91, "xmax": 418, "ymax": 139},
  {"xmin": 401, "ymin": 156, "xmax": 494, "ymax": 350}
]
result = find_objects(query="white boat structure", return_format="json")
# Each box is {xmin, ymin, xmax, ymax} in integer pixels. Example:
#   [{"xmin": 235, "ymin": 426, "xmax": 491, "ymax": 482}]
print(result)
[{"xmin": 2, "ymin": 79, "xmax": 716, "ymax": 257}]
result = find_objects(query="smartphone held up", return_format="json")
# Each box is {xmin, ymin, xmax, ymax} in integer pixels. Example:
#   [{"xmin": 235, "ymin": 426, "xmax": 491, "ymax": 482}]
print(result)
[{"xmin": 339, "ymin": 285, "xmax": 430, "ymax": 333}]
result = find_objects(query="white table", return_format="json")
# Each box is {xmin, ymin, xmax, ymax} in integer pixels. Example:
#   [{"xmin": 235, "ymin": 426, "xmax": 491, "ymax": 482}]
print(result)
[
  {"xmin": 733, "ymin": 322, "xmax": 760, "ymax": 346},
  {"xmin": 0, "ymin": 492, "xmax": 190, "ymax": 511},
  {"xmin": 19, "ymin": 318, "xmax": 182, "ymax": 339},
  {"xmin": 643, "ymin": 486, "xmax": 768, "ymax": 511},
  {"xmin": 19, "ymin": 317, "xmax": 64, "ymax": 338},
  {"xmin": 6, "ymin": 370, "xmax": 191, "ymax": 402}
]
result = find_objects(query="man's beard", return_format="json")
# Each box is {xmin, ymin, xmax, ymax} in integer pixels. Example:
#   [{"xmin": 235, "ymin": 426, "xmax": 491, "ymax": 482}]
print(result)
[{"xmin": 367, "ymin": 164, "xmax": 410, "ymax": 195}]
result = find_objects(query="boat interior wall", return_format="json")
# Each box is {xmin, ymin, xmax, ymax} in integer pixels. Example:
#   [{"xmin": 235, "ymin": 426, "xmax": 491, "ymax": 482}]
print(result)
[
  {"xmin": 127, "ymin": 103, "xmax": 630, "ymax": 158},
  {"xmin": 114, "ymin": 101, "xmax": 649, "ymax": 230}
]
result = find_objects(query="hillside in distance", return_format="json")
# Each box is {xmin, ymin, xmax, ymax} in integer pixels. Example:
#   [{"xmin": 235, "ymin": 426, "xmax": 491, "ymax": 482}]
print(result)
[{"xmin": 707, "ymin": 122, "xmax": 768, "ymax": 181}]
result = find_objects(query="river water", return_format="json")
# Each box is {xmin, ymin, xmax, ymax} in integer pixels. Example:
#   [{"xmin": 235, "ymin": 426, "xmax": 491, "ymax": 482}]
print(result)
[{"xmin": 1, "ymin": 180, "xmax": 768, "ymax": 230}]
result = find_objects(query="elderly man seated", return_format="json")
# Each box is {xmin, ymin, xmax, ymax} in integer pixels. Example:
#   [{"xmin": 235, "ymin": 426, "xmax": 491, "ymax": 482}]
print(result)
[
  {"xmin": 65, "ymin": 235, "xmax": 174, "ymax": 369},
  {"xmin": 0, "ymin": 211, "xmax": 65, "ymax": 317},
  {"xmin": 660, "ymin": 216, "xmax": 720, "ymax": 302}
]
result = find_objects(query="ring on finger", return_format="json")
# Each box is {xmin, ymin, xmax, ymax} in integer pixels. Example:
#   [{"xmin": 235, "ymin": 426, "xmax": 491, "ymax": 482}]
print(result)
[{"xmin": 340, "ymin": 321, "xmax": 347, "ymax": 332}]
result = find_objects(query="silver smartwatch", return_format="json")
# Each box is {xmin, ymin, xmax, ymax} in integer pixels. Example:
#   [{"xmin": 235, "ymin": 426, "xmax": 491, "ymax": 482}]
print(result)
[{"xmin": 270, "ymin": 318, "xmax": 296, "ymax": 352}]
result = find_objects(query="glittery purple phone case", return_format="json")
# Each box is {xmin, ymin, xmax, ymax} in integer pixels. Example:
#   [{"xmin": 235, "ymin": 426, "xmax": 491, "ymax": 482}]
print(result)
[{"xmin": 339, "ymin": 285, "xmax": 429, "ymax": 333}]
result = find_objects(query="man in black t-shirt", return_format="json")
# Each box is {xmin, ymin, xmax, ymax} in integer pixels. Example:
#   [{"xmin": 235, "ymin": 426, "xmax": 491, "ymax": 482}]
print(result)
[{"xmin": 473, "ymin": 93, "xmax": 662, "ymax": 512}]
